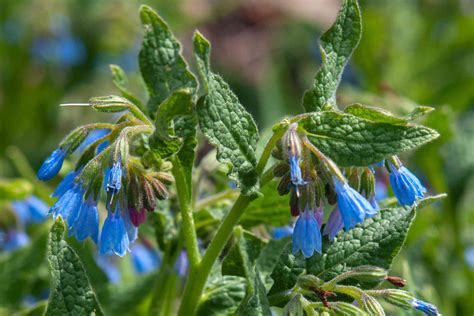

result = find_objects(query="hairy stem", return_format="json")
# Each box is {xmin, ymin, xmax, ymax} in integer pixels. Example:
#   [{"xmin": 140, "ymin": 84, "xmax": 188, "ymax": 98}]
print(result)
[
  {"xmin": 178, "ymin": 127, "xmax": 287, "ymax": 315},
  {"xmin": 172, "ymin": 157, "xmax": 201, "ymax": 268}
]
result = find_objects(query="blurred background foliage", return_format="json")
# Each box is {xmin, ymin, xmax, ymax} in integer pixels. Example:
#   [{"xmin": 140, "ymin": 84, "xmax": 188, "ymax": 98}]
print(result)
[{"xmin": 0, "ymin": 0, "xmax": 473, "ymax": 315}]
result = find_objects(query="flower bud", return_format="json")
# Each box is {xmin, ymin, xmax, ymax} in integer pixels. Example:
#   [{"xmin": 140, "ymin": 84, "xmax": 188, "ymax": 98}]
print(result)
[
  {"xmin": 347, "ymin": 168, "xmax": 360, "ymax": 192},
  {"xmin": 360, "ymin": 167, "xmax": 375, "ymax": 198},
  {"xmin": 60, "ymin": 126, "xmax": 92, "ymax": 155},
  {"xmin": 325, "ymin": 183, "xmax": 337, "ymax": 205},
  {"xmin": 385, "ymin": 276, "xmax": 406, "ymax": 287},
  {"xmin": 90, "ymin": 95, "xmax": 131, "ymax": 113},
  {"xmin": 149, "ymin": 177, "xmax": 169, "ymax": 200},
  {"xmin": 350, "ymin": 266, "xmax": 388, "ymax": 282},
  {"xmin": 296, "ymin": 275, "xmax": 323, "ymax": 290},
  {"xmin": 380, "ymin": 289, "xmax": 414, "ymax": 309},
  {"xmin": 289, "ymin": 188, "xmax": 299, "ymax": 217},
  {"xmin": 361, "ymin": 294, "xmax": 384, "ymax": 316},
  {"xmin": 273, "ymin": 163, "xmax": 290, "ymax": 178},
  {"xmin": 331, "ymin": 301, "xmax": 367, "ymax": 315},
  {"xmin": 313, "ymin": 176, "xmax": 325, "ymax": 207},
  {"xmin": 142, "ymin": 180, "xmax": 156, "ymax": 212},
  {"xmin": 278, "ymin": 175, "xmax": 291, "ymax": 196}
]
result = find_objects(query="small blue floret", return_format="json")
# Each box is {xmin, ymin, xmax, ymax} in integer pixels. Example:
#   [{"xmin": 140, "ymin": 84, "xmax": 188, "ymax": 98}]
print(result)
[
  {"xmin": 70, "ymin": 195, "xmax": 99, "ymax": 243},
  {"xmin": 333, "ymin": 177, "xmax": 377, "ymax": 230},
  {"xmin": 37, "ymin": 148, "xmax": 67, "ymax": 181},
  {"xmin": 99, "ymin": 206, "xmax": 130, "ymax": 257},
  {"xmin": 106, "ymin": 160, "xmax": 122, "ymax": 194},
  {"xmin": 292, "ymin": 208, "xmax": 322, "ymax": 258},
  {"xmin": 49, "ymin": 183, "xmax": 84, "ymax": 226},
  {"xmin": 323, "ymin": 207, "xmax": 344, "ymax": 241},
  {"xmin": 389, "ymin": 163, "xmax": 426, "ymax": 206},
  {"xmin": 410, "ymin": 298, "xmax": 440, "ymax": 316}
]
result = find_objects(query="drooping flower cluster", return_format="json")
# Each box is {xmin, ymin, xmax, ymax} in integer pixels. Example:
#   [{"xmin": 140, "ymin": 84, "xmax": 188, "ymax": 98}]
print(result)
[
  {"xmin": 274, "ymin": 123, "xmax": 427, "ymax": 258},
  {"xmin": 37, "ymin": 108, "xmax": 173, "ymax": 257}
]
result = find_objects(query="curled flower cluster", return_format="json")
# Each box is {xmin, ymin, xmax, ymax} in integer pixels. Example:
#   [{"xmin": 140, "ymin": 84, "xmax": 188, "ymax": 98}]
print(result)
[
  {"xmin": 274, "ymin": 123, "xmax": 427, "ymax": 258},
  {"xmin": 38, "ymin": 110, "xmax": 172, "ymax": 257}
]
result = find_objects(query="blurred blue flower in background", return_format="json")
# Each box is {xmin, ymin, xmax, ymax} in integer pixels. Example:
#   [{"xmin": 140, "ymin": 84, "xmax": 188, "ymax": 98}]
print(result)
[
  {"xmin": 0, "ymin": 229, "xmax": 29, "ymax": 252},
  {"xmin": 272, "ymin": 225, "xmax": 293, "ymax": 240},
  {"xmin": 96, "ymin": 254, "xmax": 121, "ymax": 284},
  {"xmin": 131, "ymin": 243, "xmax": 161, "ymax": 274},
  {"xmin": 30, "ymin": 14, "xmax": 85, "ymax": 67},
  {"xmin": 12, "ymin": 195, "xmax": 48, "ymax": 225}
]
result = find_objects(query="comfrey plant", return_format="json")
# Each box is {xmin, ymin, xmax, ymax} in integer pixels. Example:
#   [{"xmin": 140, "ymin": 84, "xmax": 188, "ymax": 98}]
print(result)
[{"xmin": 34, "ymin": 1, "xmax": 445, "ymax": 315}]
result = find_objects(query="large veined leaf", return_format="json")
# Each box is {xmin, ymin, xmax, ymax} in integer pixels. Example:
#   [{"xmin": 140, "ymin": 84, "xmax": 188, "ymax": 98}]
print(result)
[
  {"xmin": 44, "ymin": 218, "xmax": 103, "ymax": 316},
  {"xmin": 299, "ymin": 111, "xmax": 439, "ymax": 166},
  {"xmin": 193, "ymin": 31, "xmax": 260, "ymax": 196}
]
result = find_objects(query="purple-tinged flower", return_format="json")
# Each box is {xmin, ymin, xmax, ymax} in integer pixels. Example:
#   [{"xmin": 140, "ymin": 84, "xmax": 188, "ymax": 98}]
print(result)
[
  {"xmin": 49, "ymin": 183, "xmax": 84, "ymax": 226},
  {"xmin": 123, "ymin": 208, "xmax": 138, "ymax": 243},
  {"xmin": 129, "ymin": 208, "xmax": 147, "ymax": 227},
  {"xmin": 375, "ymin": 177, "xmax": 388, "ymax": 201},
  {"xmin": 131, "ymin": 244, "xmax": 161, "ymax": 274},
  {"xmin": 1, "ymin": 229, "xmax": 29, "ymax": 251},
  {"xmin": 12, "ymin": 195, "xmax": 48, "ymax": 225},
  {"xmin": 409, "ymin": 298, "xmax": 440, "ymax": 316},
  {"xmin": 272, "ymin": 226, "xmax": 293, "ymax": 240},
  {"xmin": 106, "ymin": 160, "xmax": 122, "ymax": 194},
  {"xmin": 52, "ymin": 170, "xmax": 80, "ymax": 198},
  {"xmin": 292, "ymin": 207, "xmax": 322, "ymax": 258},
  {"xmin": 314, "ymin": 206, "xmax": 323, "ymax": 228},
  {"xmin": 323, "ymin": 207, "xmax": 344, "ymax": 241},
  {"xmin": 99, "ymin": 206, "xmax": 130, "ymax": 257},
  {"xmin": 70, "ymin": 195, "xmax": 99, "ymax": 243},
  {"xmin": 37, "ymin": 148, "xmax": 67, "ymax": 181},
  {"xmin": 333, "ymin": 177, "xmax": 376, "ymax": 230},
  {"xmin": 389, "ymin": 163, "xmax": 426, "ymax": 206}
]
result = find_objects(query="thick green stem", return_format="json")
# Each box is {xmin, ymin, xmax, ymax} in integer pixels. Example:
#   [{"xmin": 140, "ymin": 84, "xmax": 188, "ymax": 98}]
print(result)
[
  {"xmin": 178, "ymin": 126, "xmax": 287, "ymax": 315},
  {"xmin": 172, "ymin": 157, "xmax": 201, "ymax": 268}
]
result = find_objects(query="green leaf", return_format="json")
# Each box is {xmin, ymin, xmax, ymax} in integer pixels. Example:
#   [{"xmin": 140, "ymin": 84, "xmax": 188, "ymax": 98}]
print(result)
[
  {"xmin": 405, "ymin": 106, "xmax": 434, "ymax": 121},
  {"xmin": 414, "ymin": 193, "xmax": 447, "ymax": 211},
  {"xmin": 174, "ymin": 114, "xmax": 198, "ymax": 197},
  {"xmin": 196, "ymin": 275, "xmax": 247, "ymax": 316},
  {"xmin": 109, "ymin": 64, "xmax": 145, "ymax": 111},
  {"xmin": 299, "ymin": 111, "xmax": 439, "ymax": 166},
  {"xmin": 0, "ymin": 178, "xmax": 32, "ymax": 200},
  {"xmin": 303, "ymin": 0, "xmax": 362, "ymax": 112},
  {"xmin": 193, "ymin": 31, "xmax": 260, "ymax": 196},
  {"xmin": 344, "ymin": 104, "xmax": 435, "ymax": 125},
  {"xmin": 305, "ymin": 206, "xmax": 415, "ymax": 283},
  {"xmin": 149, "ymin": 89, "xmax": 193, "ymax": 158},
  {"xmin": 267, "ymin": 242, "xmax": 305, "ymax": 297},
  {"xmin": 240, "ymin": 181, "xmax": 291, "ymax": 228},
  {"xmin": 222, "ymin": 229, "xmax": 265, "ymax": 278},
  {"xmin": 44, "ymin": 218, "xmax": 103, "ymax": 316},
  {"xmin": 256, "ymin": 237, "xmax": 292, "ymax": 291},
  {"xmin": 344, "ymin": 103, "xmax": 407, "ymax": 125},
  {"xmin": 139, "ymin": 5, "xmax": 197, "ymax": 114},
  {"xmin": 221, "ymin": 228, "xmax": 271, "ymax": 315},
  {"xmin": 0, "ymin": 231, "xmax": 48, "ymax": 307}
]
